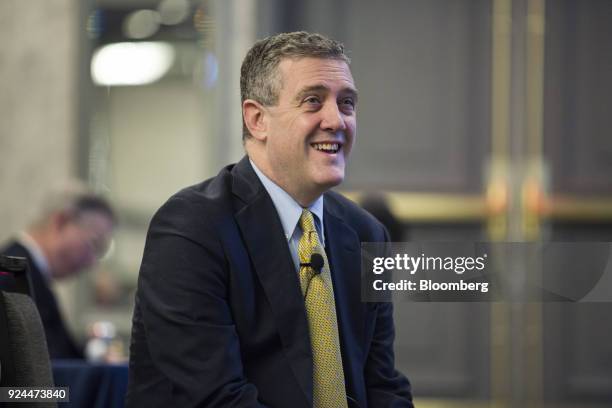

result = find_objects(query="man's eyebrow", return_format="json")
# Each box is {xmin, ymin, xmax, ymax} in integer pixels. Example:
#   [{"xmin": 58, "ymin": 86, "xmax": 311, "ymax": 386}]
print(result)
[{"xmin": 294, "ymin": 85, "xmax": 359, "ymax": 103}]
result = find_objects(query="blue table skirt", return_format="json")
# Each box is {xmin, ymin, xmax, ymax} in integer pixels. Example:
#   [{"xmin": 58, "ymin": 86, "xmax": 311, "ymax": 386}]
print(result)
[{"xmin": 52, "ymin": 360, "xmax": 128, "ymax": 408}]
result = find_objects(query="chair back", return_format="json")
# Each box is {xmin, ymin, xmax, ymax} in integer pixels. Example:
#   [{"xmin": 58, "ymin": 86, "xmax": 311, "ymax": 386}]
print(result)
[
  {"xmin": 0, "ymin": 255, "xmax": 56, "ymax": 407},
  {"xmin": 0, "ymin": 255, "xmax": 32, "ymax": 296}
]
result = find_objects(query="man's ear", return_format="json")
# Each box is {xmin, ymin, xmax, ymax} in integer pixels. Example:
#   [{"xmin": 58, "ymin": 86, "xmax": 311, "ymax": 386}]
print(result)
[{"xmin": 242, "ymin": 99, "xmax": 268, "ymax": 141}]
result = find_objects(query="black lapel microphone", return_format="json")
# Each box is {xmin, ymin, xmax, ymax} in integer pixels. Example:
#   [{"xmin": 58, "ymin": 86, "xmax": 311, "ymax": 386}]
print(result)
[
  {"xmin": 301, "ymin": 253, "xmax": 325, "ymax": 299},
  {"xmin": 300, "ymin": 253, "xmax": 324, "ymax": 274}
]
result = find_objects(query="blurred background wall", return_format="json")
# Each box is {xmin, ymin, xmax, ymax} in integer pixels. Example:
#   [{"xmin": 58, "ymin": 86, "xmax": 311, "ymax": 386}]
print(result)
[
  {"xmin": 0, "ymin": 0, "xmax": 81, "ymax": 238},
  {"xmin": 1, "ymin": 0, "xmax": 611, "ymax": 407}
]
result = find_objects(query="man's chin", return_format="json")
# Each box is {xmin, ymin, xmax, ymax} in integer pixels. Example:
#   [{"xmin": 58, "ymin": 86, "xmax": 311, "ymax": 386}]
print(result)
[{"xmin": 315, "ymin": 174, "xmax": 345, "ymax": 191}]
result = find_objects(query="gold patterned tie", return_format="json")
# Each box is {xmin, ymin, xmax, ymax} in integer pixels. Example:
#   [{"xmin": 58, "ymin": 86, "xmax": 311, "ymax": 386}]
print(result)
[{"xmin": 298, "ymin": 209, "xmax": 348, "ymax": 408}]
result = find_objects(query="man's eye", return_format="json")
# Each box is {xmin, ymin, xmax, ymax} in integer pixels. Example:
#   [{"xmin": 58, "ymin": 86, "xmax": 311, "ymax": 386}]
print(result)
[
  {"xmin": 304, "ymin": 96, "xmax": 321, "ymax": 105},
  {"xmin": 340, "ymin": 98, "xmax": 355, "ymax": 110},
  {"xmin": 342, "ymin": 98, "xmax": 355, "ymax": 107}
]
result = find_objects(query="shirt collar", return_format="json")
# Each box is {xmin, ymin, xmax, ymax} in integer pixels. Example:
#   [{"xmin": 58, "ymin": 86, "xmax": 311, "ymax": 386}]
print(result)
[
  {"xmin": 250, "ymin": 159, "xmax": 324, "ymax": 243},
  {"xmin": 16, "ymin": 231, "xmax": 51, "ymax": 280}
]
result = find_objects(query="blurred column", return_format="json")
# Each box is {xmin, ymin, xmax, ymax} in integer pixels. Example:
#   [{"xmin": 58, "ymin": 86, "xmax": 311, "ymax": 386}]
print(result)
[
  {"xmin": 489, "ymin": 0, "xmax": 547, "ymax": 407},
  {"xmin": 211, "ymin": 0, "xmax": 255, "ymax": 167},
  {"xmin": 0, "ymin": 0, "xmax": 81, "ymax": 241}
]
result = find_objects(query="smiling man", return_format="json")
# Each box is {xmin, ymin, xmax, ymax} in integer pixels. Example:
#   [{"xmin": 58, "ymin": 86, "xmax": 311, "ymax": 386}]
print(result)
[
  {"xmin": 127, "ymin": 32, "xmax": 413, "ymax": 407},
  {"xmin": 243, "ymin": 55, "xmax": 357, "ymax": 206}
]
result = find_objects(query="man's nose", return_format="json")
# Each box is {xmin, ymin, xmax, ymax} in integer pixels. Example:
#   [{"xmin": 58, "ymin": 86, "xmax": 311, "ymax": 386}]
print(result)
[{"xmin": 320, "ymin": 102, "xmax": 347, "ymax": 132}]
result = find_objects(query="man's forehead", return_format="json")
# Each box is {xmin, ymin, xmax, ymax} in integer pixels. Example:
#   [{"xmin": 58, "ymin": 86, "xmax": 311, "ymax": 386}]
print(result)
[
  {"xmin": 277, "ymin": 57, "xmax": 357, "ymax": 93},
  {"xmin": 278, "ymin": 56, "xmax": 352, "ymax": 74}
]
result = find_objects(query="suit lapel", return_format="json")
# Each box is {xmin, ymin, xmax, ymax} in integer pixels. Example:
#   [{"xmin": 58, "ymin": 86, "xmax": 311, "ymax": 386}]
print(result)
[
  {"xmin": 232, "ymin": 158, "xmax": 313, "ymax": 405},
  {"xmin": 324, "ymin": 199, "xmax": 367, "ymax": 397}
]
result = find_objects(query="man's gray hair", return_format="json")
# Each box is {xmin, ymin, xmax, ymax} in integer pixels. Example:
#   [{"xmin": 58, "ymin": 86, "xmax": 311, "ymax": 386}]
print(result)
[
  {"xmin": 240, "ymin": 31, "xmax": 350, "ymax": 140},
  {"xmin": 30, "ymin": 181, "xmax": 116, "ymax": 228}
]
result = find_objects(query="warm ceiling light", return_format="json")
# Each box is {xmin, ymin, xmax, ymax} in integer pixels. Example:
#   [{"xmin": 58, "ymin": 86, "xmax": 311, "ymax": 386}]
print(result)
[{"xmin": 91, "ymin": 42, "xmax": 175, "ymax": 86}]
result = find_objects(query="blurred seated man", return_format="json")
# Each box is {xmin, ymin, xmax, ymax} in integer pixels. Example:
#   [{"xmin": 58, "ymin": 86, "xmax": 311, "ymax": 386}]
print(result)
[{"xmin": 1, "ymin": 182, "xmax": 115, "ymax": 359}]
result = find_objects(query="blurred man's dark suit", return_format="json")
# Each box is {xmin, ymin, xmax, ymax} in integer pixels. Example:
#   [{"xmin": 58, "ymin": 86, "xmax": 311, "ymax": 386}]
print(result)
[
  {"xmin": 0, "ymin": 241, "xmax": 83, "ymax": 359},
  {"xmin": 127, "ymin": 157, "xmax": 413, "ymax": 407}
]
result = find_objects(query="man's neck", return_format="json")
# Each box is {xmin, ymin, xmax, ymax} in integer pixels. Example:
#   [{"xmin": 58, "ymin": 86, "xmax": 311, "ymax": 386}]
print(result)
[{"xmin": 247, "ymin": 153, "xmax": 321, "ymax": 207}]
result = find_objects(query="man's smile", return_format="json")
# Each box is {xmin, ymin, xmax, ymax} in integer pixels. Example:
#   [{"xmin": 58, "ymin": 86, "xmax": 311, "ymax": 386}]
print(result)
[{"xmin": 311, "ymin": 141, "xmax": 342, "ymax": 154}]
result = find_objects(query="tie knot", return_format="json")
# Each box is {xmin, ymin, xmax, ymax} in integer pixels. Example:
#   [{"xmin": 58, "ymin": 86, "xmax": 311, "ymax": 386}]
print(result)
[{"xmin": 299, "ymin": 209, "xmax": 317, "ymax": 234}]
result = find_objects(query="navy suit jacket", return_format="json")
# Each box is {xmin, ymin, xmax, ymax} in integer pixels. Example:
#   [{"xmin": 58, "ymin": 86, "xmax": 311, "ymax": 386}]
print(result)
[
  {"xmin": 126, "ymin": 157, "xmax": 413, "ymax": 407},
  {"xmin": 0, "ymin": 241, "xmax": 84, "ymax": 359}
]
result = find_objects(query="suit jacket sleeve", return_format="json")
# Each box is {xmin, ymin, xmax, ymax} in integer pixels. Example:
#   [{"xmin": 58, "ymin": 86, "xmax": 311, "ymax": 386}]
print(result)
[
  {"xmin": 364, "ymin": 226, "xmax": 414, "ymax": 407},
  {"xmin": 136, "ymin": 196, "xmax": 267, "ymax": 407}
]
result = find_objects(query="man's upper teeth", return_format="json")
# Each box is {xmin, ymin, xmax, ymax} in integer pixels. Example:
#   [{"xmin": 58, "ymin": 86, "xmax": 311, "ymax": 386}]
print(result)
[{"xmin": 314, "ymin": 143, "xmax": 339, "ymax": 151}]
